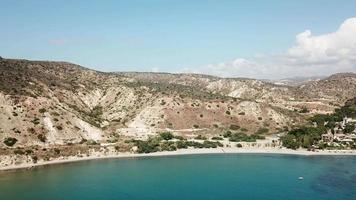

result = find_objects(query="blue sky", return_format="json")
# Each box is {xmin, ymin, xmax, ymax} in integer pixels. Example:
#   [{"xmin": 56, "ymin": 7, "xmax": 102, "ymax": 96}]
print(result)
[{"xmin": 1, "ymin": 0, "xmax": 356, "ymax": 78}]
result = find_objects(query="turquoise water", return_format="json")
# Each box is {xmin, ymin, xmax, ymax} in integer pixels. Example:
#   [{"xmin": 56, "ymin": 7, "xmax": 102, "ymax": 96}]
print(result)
[{"xmin": 0, "ymin": 154, "xmax": 355, "ymax": 200}]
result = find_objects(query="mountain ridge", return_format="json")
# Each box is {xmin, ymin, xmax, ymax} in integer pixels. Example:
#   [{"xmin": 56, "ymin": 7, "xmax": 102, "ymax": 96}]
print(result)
[{"xmin": 0, "ymin": 58, "xmax": 355, "ymax": 149}]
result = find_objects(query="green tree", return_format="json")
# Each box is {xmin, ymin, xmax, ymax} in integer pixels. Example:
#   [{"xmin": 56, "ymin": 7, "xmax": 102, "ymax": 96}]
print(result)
[
  {"xmin": 301, "ymin": 135, "xmax": 312, "ymax": 149},
  {"xmin": 281, "ymin": 134, "xmax": 299, "ymax": 149},
  {"xmin": 344, "ymin": 123, "xmax": 355, "ymax": 133}
]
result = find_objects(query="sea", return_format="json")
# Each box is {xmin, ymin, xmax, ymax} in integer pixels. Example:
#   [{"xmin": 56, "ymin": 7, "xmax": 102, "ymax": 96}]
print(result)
[{"xmin": 0, "ymin": 154, "xmax": 355, "ymax": 200}]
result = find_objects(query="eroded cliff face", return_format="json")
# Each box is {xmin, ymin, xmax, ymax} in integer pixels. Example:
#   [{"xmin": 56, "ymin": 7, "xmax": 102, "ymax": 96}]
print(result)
[{"xmin": 0, "ymin": 58, "xmax": 355, "ymax": 149}]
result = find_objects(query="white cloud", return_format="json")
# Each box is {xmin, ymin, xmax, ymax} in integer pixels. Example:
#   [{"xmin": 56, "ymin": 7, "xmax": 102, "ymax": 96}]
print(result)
[
  {"xmin": 151, "ymin": 67, "xmax": 160, "ymax": 72},
  {"xmin": 189, "ymin": 18, "xmax": 356, "ymax": 79}
]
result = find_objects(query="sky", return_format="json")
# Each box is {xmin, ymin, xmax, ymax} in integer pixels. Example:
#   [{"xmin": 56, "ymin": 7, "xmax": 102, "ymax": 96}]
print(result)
[{"xmin": 1, "ymin": 0, "xmax": 356, "ymax": 79}]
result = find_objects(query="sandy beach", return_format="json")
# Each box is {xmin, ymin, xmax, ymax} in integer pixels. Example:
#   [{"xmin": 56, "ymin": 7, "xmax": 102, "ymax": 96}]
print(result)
[{"xmin": 1, "ymin": 147, "xmax": 356, "ymax": 172}]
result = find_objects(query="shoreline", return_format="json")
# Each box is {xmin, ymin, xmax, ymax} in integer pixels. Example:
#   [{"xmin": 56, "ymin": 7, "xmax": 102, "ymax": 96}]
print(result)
[{"xmin": 1, "ymin": 147, "xmax": 356, "ymax": 172}]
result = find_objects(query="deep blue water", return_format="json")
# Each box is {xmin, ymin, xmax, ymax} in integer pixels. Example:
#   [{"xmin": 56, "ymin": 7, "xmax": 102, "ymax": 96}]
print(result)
[{"xmin": 0, "ymin": 154, "xmax": 355, "ymax": 200}]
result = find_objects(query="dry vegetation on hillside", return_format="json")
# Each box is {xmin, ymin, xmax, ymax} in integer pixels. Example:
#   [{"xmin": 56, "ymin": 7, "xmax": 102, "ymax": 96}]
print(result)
[{"xmin": 0, "ymin": 58, "xmax": 355, "ymax": 155}]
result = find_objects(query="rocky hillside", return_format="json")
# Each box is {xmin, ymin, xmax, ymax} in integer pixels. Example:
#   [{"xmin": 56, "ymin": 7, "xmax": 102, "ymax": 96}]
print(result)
[
  {"xmin": 297, "ymin": 73, "xmax": 356, "ymax": 104},
  {"xmin": 0, "ymin": 58, "xmax": 355, "ymax": 148}
]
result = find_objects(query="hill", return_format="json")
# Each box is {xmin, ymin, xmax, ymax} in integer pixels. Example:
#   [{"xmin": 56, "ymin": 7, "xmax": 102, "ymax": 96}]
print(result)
[{"xmin": 0, "ymin": 58, "xmax": 355, "ymax": 150}]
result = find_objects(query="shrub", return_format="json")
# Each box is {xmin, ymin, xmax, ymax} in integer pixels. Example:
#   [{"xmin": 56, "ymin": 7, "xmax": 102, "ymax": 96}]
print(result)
[
  {"xmin": 344, "ymin": 123, "xmax": 355, "ymax": 133},
  {"xmin": 25, "ymin": 149, "xmax": 33, "ymax": 155},
  {"xmin": 251, "ymin": 134, "xmax": 265, "ymax": 140},
  {"xmin": 79, "ymin": 138, "xmax": 87, "ymax": 144},
  {"xmin": 135, "ymin": 139, "xmax": 160, "ymax": 153},
  {"xmin": 31, "ymin": 118, "xmax": 40, "ymax": 125},
  {"xmin": 229, "ymin": 124, "xmax": 240, "ymax": 130},
  {"xmin": 185, "ymin": 141, "xmax": 204, "ymax": 148},
  {"xmin": 54, "ymin": 148, "xmax": 60, "ymax": 154},
  {"xmin": 238, "ymin": 112, "xmax": 245, "ymax": 115},
  {"xmin": 229, "ymin": 133, "xmax": 256, "ymax": 142},
  {"xmin": 236, "ymin": 143, "xmax": 243, "ymax": 148},
  {"xmin": 202, "ymin": 140, "xmax": 223, "ymax": 148},
  {"xmin": 299, "ymin": 107, "xmax": 309, "ymax": 113},
  {"xmin": 160, "ymin": 141, "xmax": 177, "ymax": 151},
  {"xmin": 160, "ymin": 132, "xmax": 174, "ymax": 140},
  {"xmin": 107, "ymin": 138, "xmax": 118, "ymax": 143},
  {"xmin": 173, "ymin": 135, "xmax": 185, "ymax": 140},
  {"xmin": 226, "ymin": 133, "xmax": 264, "ymax": 142},
  {"xmin": 176, "ymin": 140, "xmax": 224, "ymax": 149},
  {"xmin": 39, "ymin": 108, "xmax": 47, "ymax": 113},
  {"xmin": 86, "ymin": 140, "xmax": 98, "ymax": 145},
  {"xmin": 89, "ymin": 106, "xmax": 103, "ymax": 118},
  {"xmin": 301, "ymin": 135, "xmax": 312, "ymax": 149},
  {"xmin": 51, "ymin": 112, "xmax": 60, "ymax": 116},
  {"xmin": 223, "ymin": 131, "xmax": 232, "ymax": 138},
  {"xmin": 31, "ymin": 156, "xmax": 38, "ymax": 163},
  {"xmin": 37, "ymin": 134, "xmax": 47, "ymax": 142},
  {"xmin": 14, "ymin": 149, "xmax": 25, "ymax": 155},
  {"xmin": 195, "ymin": 135, "xmax": 207, "ymax": 140},
  {"xmin": 256, "ymin": 128, "xmax": 269, "ymax": 135},
  {"xmin": 225, "ymin": 111, "xmax": 231, "ymax": 115},
  {"xmin": 211, "ymin": 136, "xmax": 223, "ymax": 140},
  {"xmin": 193, "ymin": 124, "xmax": 199, "ymax": 128},
  {"xmin": 176, "ymin": 140, "xmax": 188, "ymax": 149},
  {"xmin": 27, "ymin": 127, "xmax": 36, "ymax": 134},
  {"xmin": 4, "ymin": 137, "xmax": 18, "ymax": 147}
]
